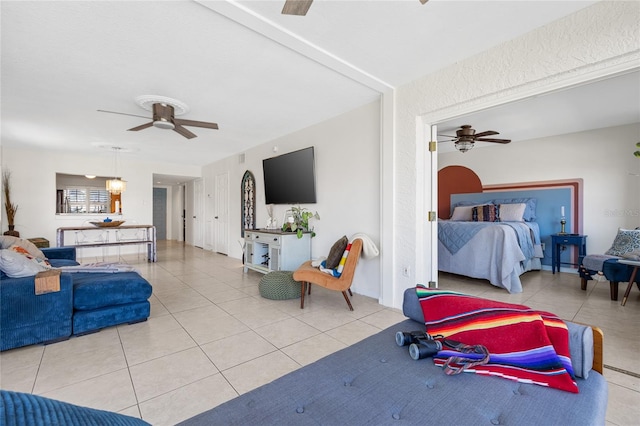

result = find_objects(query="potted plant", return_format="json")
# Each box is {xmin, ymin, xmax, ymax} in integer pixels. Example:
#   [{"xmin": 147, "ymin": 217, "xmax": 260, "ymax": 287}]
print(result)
[
  {"xmin": 282, "ymin": 206, "xmax": 320, "ymax": 238},
  {"xmin": 3, "ymin": 170, "xmax": 19, "ymax": 236},
  {"xmin": 634, "ymin": 142, "xmax": 640, "ymax": 158}
]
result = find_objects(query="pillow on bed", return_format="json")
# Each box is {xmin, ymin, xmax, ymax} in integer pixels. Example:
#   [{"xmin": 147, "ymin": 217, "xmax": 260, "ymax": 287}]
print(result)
[
  {"xmin": 605, "ymin": 228, "xmax": 640, "ymax": 257},
  {"xmin": 472, "ymin": 204, "xmax": 500, "ymax": 222},
  {"xmin": 498, "ymin": 203, "xmax": 526, "ymax": 222},
  {"xmin": 449, "ymin": 205, "xmax": 476, "ymax": 221},
  {"xmin": 401, "ymin": 287, "xmax": 594, "ymax": 378},
  {"xmin": 491, "ymin": 198, "xmax": 537, "ymax": 222}
]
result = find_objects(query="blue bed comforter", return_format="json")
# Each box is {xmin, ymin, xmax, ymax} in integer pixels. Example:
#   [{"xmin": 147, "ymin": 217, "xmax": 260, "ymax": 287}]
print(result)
[{"xmin": 438, "ymin": 221, "xmax": 538, "ymax": 260}]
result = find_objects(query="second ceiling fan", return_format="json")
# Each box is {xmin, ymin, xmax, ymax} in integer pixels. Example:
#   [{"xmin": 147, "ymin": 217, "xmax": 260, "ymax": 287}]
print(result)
[
  {"xmin": 440, "ymin": 125, "xmax": 511, "ymax": 153},
  {"xmin": 282, "ymin": 0, "xmax": 429, "ymax": 16}
]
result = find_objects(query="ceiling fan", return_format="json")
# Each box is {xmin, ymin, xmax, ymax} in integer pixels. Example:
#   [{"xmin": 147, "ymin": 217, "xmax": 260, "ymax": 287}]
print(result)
[
  {"xmin": 439, "ymin": 125, "xmax": 511, "ymax": 153},
  {"xmin": 99, "ymin": 96, "xmax": 218, "ymax": 140},
  {"xmin": 282, "ymin": 0, "xmax": 429, "ymax": 16}
]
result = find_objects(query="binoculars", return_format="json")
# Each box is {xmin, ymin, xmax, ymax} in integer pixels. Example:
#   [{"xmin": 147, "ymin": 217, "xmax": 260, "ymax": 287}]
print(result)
[{"xmin": 395, "ymin": 330, "xmax": 443, "ymax": 361}]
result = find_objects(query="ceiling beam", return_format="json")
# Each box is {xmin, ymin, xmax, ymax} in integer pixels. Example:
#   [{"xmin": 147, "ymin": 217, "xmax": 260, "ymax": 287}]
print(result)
[{"xmin": 195, "ymin": 0, "xmax": 394, "ymax": 94}]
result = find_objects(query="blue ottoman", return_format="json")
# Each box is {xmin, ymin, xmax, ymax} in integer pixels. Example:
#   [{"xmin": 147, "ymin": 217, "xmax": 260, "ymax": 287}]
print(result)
[
  {"xmin": 71, "ymin": 272, "xmax": 152, "ymax": 335},
  {"xmin": 259, "ymin": 271, "xmax": 301, "ymax": 300}
]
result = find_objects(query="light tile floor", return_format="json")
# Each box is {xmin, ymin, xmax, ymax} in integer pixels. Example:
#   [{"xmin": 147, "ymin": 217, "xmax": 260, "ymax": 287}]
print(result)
[{"xmin": 1, "ymin": 241, "xmax": 638, "ymax": 425}]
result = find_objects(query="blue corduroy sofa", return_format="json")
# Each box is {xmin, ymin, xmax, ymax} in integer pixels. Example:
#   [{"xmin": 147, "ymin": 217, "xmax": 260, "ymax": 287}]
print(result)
[
  {"xmin": 1, "ymin": 247, "xmax": 152, "ymax": 352},
  {"xmin": 0, "ymin": 389, "xmax": 150, "ymax": 425}
]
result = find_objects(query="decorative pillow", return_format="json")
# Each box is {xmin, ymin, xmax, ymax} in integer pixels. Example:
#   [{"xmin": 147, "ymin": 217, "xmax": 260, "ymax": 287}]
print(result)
[
  {"xmin": 452, "ymin": 200, "xmax": 490, "ymax": 208},
  {"xmin": 498, "ymin": 203, "xmax": 526, "ymax": 222},
  {"xmin": 0, "ymin": 249, "xmax": 50, "ymax": 278},
  {"xmin": 472, "ymin": 204, "xmax": 500, "ymax": 222},
  {"xmin": 491, "ymin": 198, "xmax": 537, "ymax": 222},
  {"xmin": 335, "ymin": 242, "xmax": 352, "ymax": 277},
  {"xmin": 621, "ymin": 249, "xmax": 640, "ymax": 261},
  {"xmin": 605, "ymin": 228, "xmax": 640, "ymax": 257},
  {"xmin": 449, "ymin": 205, "xmax": 475, "ymax": 221},
  {"xmin": 0, "ymin": 236, "xmax": 46, "ymax": 259},
  {"xmin": 325, "ymin": 236, "xmax": 348, "ymax": 269}
]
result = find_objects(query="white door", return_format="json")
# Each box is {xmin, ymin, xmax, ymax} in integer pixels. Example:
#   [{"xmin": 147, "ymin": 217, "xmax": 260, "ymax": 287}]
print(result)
[
  {"xmin": 193, "ymin": 178, "xmax": 204, "ymax": 248},
  {"xmin": 214, "ymin": 172, "xmax": 229, "ymax": 254}
]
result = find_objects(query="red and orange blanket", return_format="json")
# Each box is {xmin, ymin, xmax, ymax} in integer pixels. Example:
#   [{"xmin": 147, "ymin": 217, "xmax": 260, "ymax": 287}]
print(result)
[{"xmin": 416, "ymin": 287, "xmax": 578, "ymax": 393}]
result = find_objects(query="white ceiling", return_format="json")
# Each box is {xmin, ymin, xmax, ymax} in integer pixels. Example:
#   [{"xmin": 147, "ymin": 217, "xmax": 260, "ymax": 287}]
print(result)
[
  {"xmin": 436, "ymin": 70, "xmax": 640, "ymax": 152},
  {"xmin": 4, "ymin": 0, "xmax": 631, "ymax": 171}
]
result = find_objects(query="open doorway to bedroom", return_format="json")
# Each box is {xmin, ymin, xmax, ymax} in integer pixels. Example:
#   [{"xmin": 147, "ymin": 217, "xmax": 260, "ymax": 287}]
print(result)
[{"xmin": 422, "ymin": 68, "xmax": 640, "ymax": 291}]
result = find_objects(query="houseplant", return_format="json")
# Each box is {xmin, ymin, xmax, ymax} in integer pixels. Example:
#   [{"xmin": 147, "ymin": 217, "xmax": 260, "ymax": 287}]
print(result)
[
  {"xmin": 3, "ymin": 170, "xmax": 19, "ymax": 236},
  {"xmin": 282, "ymin": 206, "xmax": 320, "ymax": 238}
]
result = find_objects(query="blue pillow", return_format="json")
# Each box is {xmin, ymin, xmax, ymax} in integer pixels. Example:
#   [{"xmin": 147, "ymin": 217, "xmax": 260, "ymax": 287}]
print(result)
[{"xmin": 491, "ymin": 198, "xmax": 537, "ymax": 222}]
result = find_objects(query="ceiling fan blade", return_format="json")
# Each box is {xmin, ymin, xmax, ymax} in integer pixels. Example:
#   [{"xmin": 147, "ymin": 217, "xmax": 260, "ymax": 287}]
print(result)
[
  {"xmin": 98, "ymin": 109, "xmax": 149, "ymax": 119},
  {"xmin": 476, "ymin": 138, "xmax": 511, "ymax": 144},
  {"xmin": 128, "ymin": 122, "xmax": 154, "ymax": 131},
  {"xmin": 173, "ymin": 125, "xmax": 197, "ymax": 139},
  {"xmin": 282, "ymin": 0, "xmax": 313, "ymax": 15},
  {"xmin": 473, "ymin": 130, "xmax": 499, "ymax": 138},
  {"xmin": 174, "ymin": 118, "xmax": 219, "ymax": 130}
]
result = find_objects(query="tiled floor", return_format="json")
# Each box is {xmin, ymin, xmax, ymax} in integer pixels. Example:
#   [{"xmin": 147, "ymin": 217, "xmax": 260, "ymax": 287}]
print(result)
[{"xmin": 1, "ymin": 241, "xmax": 639, "ymax": 425}]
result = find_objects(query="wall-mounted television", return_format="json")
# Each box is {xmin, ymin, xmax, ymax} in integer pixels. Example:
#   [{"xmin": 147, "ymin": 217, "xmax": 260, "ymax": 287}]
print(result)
[{"xmin": 263, "ymin": 146, "xmax": 317, "ymax": 205}]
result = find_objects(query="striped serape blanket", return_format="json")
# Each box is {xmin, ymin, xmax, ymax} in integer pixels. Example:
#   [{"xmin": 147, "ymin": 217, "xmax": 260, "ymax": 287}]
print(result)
[{"xmin": 416, "ymin": 287, "xmax": 578, "ymax": 393}]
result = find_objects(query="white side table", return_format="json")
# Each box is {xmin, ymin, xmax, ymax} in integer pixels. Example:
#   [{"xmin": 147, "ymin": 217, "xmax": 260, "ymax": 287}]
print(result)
[{"xmin": 618, "ymin": 259, "xmax": 640, "ymax": 306}]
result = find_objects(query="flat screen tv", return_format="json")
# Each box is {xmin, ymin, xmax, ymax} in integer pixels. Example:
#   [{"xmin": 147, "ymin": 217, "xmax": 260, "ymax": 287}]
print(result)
[{"xmin": 263, "ymin": 147, "xmax": 317, "ymax": 205}]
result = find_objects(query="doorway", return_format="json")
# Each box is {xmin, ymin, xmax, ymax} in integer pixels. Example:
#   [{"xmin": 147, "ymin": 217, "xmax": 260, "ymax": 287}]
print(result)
[{"xmin": 152, "ymin": 188, "xmax": 167, "ymax": 240}]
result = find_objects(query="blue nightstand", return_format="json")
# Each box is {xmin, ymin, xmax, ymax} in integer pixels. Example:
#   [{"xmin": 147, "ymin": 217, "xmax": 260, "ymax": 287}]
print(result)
[{"xmin": 551, "ymin": 234, "xmax": 587, "ymax": 274}]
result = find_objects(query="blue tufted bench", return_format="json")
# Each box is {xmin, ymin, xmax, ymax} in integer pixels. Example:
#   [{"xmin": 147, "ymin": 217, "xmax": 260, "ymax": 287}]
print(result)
[{"xmin": 180, "ymin": 290, "xmax": 608, "ymax": 425}]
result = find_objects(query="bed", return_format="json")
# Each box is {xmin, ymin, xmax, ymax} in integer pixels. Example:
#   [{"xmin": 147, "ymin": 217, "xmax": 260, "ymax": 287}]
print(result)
[{"xmin": 438, "ymin": 199, "xmax": 543, "ymax": 293}]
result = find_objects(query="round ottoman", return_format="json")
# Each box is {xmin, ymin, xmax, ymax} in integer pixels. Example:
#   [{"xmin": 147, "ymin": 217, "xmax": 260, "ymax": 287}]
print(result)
[{"xmin": 259, "ymin": 271, "xmax": 301, "ymax": 300}]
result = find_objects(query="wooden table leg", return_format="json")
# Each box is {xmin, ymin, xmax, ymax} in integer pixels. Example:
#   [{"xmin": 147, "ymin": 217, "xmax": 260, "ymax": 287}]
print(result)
[{"xmin": 622, "ymin": 267, "xmax": 639, "ymax": 306}]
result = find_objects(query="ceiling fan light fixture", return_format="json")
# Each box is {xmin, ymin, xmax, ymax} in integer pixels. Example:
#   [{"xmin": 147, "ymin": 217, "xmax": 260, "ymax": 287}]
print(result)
[
  {"xmin": 455, "ymin": 141, "xmax": 474, "ymax": 153},
  {"xmin": 153, "ymin": 119, "xmax": 175, "ymax": 130}
]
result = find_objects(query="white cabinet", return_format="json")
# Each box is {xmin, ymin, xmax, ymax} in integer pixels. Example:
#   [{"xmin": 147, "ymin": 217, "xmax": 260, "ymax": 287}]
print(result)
[{"xmin": 244, "ymin": 230, "xmax": 311, "ymax": 274}]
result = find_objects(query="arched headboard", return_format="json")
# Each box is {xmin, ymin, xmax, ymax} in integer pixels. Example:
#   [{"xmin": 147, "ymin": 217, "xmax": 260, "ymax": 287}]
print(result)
[{"xmin": 438, "ymin": 165, "xmax": 482, "ymax": 219}]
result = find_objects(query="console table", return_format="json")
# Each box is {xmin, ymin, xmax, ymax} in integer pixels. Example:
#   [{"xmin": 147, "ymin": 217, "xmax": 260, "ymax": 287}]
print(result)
[
  {"xmin": 56, "ymin": 225, "xmax": 157, "ymax": 262},
  {"xmin": 244, "ymin": 229, "xmax": 311, "ymax": 274}
]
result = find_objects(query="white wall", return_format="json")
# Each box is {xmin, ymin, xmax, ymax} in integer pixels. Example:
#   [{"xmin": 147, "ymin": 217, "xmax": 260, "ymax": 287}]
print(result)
[
  {"xmin": 389, "ymin": 0, "xmax": 640, "ymax": 309},
  {"xmin": 439, "ymin": 123, "xmax": 640, "ymax": 254},
  {"xmin": 203, "ymin": 100, "xmax": 382, "ymax": 298},
  {"xmin": 2, "ymin": 146, "xmax": 200, "ymax": 251}
]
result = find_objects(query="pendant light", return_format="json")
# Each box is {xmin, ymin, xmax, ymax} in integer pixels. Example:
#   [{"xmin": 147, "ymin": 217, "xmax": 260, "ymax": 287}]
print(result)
[{"xmin": 106, "ymin": 147, "xmax": 127, "ymax": 194}]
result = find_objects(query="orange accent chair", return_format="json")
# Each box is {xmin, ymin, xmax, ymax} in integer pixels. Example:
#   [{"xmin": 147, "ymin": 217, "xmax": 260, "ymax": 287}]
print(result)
[{"xmin": 293, "ymin": 239, "xmax": 363, "ymax": 311}]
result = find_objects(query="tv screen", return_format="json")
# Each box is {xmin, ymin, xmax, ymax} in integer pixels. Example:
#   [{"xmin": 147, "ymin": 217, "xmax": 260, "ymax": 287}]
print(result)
[{"xmin": 263, "ymin": 147, "xmax": 317, "ymax": 205}]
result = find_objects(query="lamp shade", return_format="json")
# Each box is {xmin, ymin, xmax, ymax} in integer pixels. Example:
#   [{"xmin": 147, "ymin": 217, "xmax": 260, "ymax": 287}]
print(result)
[{"xmin": 106, "ymin": 178, "xmax": 127, "ymax": 194}]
